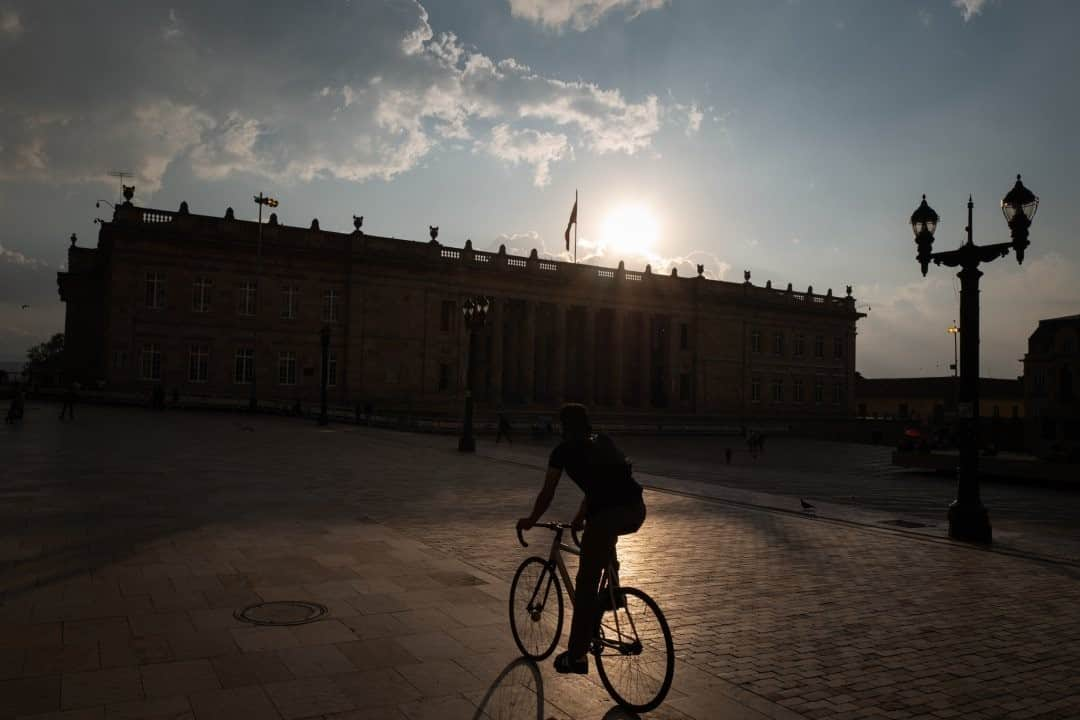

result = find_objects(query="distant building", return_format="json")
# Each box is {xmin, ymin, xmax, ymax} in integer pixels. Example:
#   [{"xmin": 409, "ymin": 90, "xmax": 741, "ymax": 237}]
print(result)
[
  {"xmin": 57, "ymin": 197, "xmax": 863, "ymax": 418},
  {"xmin": 1023, "ymin": 314, "xmax": 1080, "ymax": 458},
  {"xmin": 855, "ymin": 375, "xmax": 1023, "ymax": 424}
]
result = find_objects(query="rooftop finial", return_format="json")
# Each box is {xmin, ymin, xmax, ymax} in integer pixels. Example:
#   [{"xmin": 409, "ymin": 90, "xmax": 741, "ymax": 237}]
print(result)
[
  {"xmin": 429, "ymin": 225, "xmax": 439, "ymax": 242},
  {"xmin": 69, "ymin": 233, "xmax": 77, "ymax": 247},
  {"xmin": 122, "ymin": 185, "xmax": 135, "ymax": 204},
  {"xmin": 353, "ymin": 215, "xmax": 364, "ymax": 232}
]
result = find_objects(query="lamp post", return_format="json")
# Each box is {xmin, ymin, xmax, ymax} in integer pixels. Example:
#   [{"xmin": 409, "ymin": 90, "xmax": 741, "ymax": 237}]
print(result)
[
  {"xmin": 910, "ymin": 175, "xmax": 1038, "ymax": 544},
  {"xmin": 947, "ymin": 323, "xmax": 960, "ymax": 422},
  {"xmin": 250, "ymin": 192, "xmax": 279, "ymax": 412},
  {"xmin": 319, "ymin": 325, "xmax": 330, "ymax": 426},
  {"xmin": 458, "ymin": 296, "xmax": 492, "ymax": 453}
]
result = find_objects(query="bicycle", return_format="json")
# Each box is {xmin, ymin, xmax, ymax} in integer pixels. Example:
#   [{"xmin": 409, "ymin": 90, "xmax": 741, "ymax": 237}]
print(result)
[{"xmin": 511, "ymin": 521, "xmax": 675, "ymax": 713}]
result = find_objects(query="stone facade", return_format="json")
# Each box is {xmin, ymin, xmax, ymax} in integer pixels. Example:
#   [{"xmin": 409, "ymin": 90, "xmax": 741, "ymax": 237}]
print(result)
[
  {"xmin": 1023, "ymin": 314, "xmax": 1080, "ymax": 457},
  {"xmin": 58, "ymin": 200, "xmax": 863, "ymax": 418}
]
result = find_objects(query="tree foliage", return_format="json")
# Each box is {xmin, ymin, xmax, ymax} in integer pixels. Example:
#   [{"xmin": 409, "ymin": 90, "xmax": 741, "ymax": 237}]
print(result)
[{"xmin": 25, "ymin": 333, "xmax": 64, "ymax": 373}]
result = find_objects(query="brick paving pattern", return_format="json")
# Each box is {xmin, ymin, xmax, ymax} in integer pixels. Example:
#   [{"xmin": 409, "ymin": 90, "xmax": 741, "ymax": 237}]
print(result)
[{"xmin": 2, "ymin": 404, "xmax": 1079, "ymax": 719}]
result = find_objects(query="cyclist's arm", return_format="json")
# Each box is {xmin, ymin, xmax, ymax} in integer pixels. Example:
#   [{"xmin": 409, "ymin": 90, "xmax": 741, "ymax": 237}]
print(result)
[{"xmin": 523, "ymin": 466, "xmax": 561, "ymax": 524}]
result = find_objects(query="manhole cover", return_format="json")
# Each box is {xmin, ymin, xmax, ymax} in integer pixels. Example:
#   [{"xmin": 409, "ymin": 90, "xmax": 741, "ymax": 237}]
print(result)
[{"xmin": 234, "ymin": 601, "xmax": 328, "ymax": 626}]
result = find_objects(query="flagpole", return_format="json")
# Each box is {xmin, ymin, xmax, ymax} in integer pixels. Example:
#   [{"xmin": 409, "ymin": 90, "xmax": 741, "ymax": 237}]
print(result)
[{"xmin": 574, "ymin": 189, "xmax": 578, "ymax": 264}]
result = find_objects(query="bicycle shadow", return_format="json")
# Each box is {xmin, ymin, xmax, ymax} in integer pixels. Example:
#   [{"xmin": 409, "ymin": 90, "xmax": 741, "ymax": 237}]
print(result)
[
  {"xmin": 471, "ymin": 657, "xmax": 645, "ymax": 720},
  {"xmin": 472, "ymin": 657, "xmax": 544, "ymax": 720}
]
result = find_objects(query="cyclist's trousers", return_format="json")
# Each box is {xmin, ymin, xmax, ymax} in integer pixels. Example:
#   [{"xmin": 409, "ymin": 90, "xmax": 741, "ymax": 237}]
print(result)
[{"xmin": 568, "ymin": 500, "xmax": 647, "ymax": 657}]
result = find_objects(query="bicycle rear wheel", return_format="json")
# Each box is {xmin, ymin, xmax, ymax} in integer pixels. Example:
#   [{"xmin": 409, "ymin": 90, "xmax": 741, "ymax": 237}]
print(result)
[
  {"xmin": 594, "ymin": 586, "xmax": 674, "ymax": 713},
  {"xmin": 509, "ymin": 556, "xmax": 564, "ymax": 660}
]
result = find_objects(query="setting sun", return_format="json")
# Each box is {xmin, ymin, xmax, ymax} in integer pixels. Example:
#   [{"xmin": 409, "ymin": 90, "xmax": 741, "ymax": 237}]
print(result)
[{"xmin": 601, "ymin": 204, "xmax": 660, "ymax": 258}]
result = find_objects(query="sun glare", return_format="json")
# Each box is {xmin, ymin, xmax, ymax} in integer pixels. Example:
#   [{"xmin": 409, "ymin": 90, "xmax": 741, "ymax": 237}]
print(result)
[{"xmin": 601, "ymin": 204, "xmax": 659, "ymax": 258}]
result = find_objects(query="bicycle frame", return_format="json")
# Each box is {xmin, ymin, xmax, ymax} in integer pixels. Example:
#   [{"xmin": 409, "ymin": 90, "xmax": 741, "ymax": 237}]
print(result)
[{"xmin": 529, "ymin": 525, "xmax": 640, "ymax": 655}]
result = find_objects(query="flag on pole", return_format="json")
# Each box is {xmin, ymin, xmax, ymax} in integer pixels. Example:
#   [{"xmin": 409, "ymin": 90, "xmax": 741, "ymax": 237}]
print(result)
[{"xmin": 564, "ymin": 195, "xmax": 578, "ymax": 251}]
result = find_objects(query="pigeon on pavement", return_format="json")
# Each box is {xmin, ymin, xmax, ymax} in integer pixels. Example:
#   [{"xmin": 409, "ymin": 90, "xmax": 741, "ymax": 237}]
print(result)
[{"xmin": 800, "ymin": 498, "xmax": 816, "ymax": 512}]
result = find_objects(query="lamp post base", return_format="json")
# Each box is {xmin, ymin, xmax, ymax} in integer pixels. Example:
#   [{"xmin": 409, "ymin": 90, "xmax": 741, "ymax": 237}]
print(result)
[{"xmin": 947, "ymin": 500, "xmax": 992, "ymax": 544}]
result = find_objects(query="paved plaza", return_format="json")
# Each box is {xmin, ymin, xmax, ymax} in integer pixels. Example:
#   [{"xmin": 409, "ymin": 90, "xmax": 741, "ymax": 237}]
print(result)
[{"xmin": 2, "ymin": 403, "xmax": 1080, "ymax": 719}]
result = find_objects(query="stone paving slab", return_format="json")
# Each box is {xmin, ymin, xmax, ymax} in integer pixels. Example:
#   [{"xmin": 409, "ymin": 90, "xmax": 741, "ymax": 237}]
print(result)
[{"xmin": 3, "ymin": 406, "xmax": 1080, "ymax": 719}]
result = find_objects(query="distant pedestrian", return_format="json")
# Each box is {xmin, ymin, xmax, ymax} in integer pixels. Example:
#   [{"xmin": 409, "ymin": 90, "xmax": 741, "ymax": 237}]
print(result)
[
  {"xmin": 724, "ymin": 447, "xmax": 732, "ymax": 465},
  {"xmin": 5, "ymin": 385, "xmax": 25, "ymax": 424},
  {"xmin": 496, "ymin": 411, "xmax": 514, "ymax": 445},
  {"xmin": 59, "ymin": 381, "xmax": 79, "ymax": 420},
  {"xmin": 152, "ymin": 384, "xmax": 165, "ymax": 410}
]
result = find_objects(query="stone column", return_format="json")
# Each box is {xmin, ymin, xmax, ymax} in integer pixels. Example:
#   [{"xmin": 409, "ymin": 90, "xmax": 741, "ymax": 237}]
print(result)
[
  {"xmin": 583, "ymin": 306, "xmax": 596, "ymax": 405},
  {"xmin": 491, "ymin": 298, "xmax": 504, "ymax": 404},
  {"xmin": 669, "ymin": 315, "xmax": 680, "ymax": 406},
  {"xmin": 640, "ymin": 312, "xmax": 651, "ymax": 409},
  {"xmin": 613, "ymin": 308, "xmax": 624, "ymax": 410},
  {"xmin": 553, "ymin": 303, "xmax": 566, "ymax": 406},
  {"xmin": 523, "ymin": 300, "xmax": 536, "ymax": 405}
]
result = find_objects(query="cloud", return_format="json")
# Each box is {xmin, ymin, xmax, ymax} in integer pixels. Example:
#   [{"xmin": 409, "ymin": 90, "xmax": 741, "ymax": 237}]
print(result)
[
  {"xmin": 0, "ymin": 241, "xmax": 46, "ymax": 268},
  {"xmin": 953, "ymin": 0, "xmax": 988, "ymax": 21},
  {"xmin": 481, "ymin": 124, "xmax": 572, "ymax": 186},
  {"xmin": 858, "ymin": 252, "xmax": 1080, "ymax": 378},
  {"xmin": 508, "ymin": 0, "xmax": 668, "ymax": 32},
  {"xmin": 0, "ymin": 6, "xmax": 22, "ymax": 37},
  {"xmin": 0, "ymin": 1, "xmax": 670, "ymax": 193}
]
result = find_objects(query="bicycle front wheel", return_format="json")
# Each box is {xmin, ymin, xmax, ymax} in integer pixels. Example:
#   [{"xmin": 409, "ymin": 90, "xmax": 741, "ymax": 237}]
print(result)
[
  {"xmin": 509, "ymin": 556, "xmax": 564, "ymax": 660},
  {"xmin": 594, "ymin": 586, "xmax": 674, "ymax": 713}
]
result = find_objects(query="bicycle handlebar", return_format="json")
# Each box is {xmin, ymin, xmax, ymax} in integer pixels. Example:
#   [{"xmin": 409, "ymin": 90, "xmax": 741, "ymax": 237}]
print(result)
[{"xmin": 517, "ymin": 522, "xmax": 581, "ymax": 549}]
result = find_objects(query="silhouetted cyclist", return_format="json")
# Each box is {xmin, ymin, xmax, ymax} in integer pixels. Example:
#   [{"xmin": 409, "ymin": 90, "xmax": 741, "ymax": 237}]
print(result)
[{"xmin": 516, "ymin": 403, "xmax": 646, "ymax": 674}]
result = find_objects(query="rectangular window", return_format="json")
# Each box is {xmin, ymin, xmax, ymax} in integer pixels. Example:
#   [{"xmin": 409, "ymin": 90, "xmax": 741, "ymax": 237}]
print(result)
[
  {"xmin": 281, "ymin": 285, "xmax": 298, "ymax": 320},
  {"xmin": 794, "ymin": 334, "xmax": 805, "ymax": 356},
  {"xmin": 323, "ymin": 289, "xmax": 339, "ymax": 322},
  {"xmin": 814, "ymin": 335, "xmax": 824, "ymax": 359},
  {"xmin": 750, "ymin": 330, "xmax": 761, "ymax": 353},
  {"xmin": 234, "ymin": 348, "xmax": 254, "ymax": 384},
  {"xmin": 140, "ymin": 343, "xmax": 161, "ymax": 380},
  {"xmin": 679, "ymin": 373, "xmax": 691, "ymax": 402},
  {"xmin": 238, "ymin": 281, "xmax": 257, "ymax": 316},
  {"xmin": 833, "ymin": 382, "xmax": 844, "ymax": 404},
  {"xmin": 679, "ymin": 323, "xmax": 689, "ymax": 350},
  {"xmin": 773, "ymin": 332, "xmax": 784, "ymax": 356},
  {"xmin": 278, "ymin": 351, "xmax": 297, "ymax": 385},
  {"xmin": 145, "ymin": 272, "xmax": 165, "ymax": 309},
  {"xmin": 441, "ymin": 300, "xmax": 456, "ymax": 332},
  {"xmin": 772, "ymin": 378, "xmax": 784, "ymax": 402},
  {"xmin": 324, "ymin": 350, "xmax": 338, "ymax": 387},
  {"xmin": 834, "ymin": 337, "xmax": 845, "ymax": 359},
  {"xmin": 188, "ymin": 344, "xmax": 208, "ymax": 383},
  {"xmin": 192, "ymin": 277, "xmax": 211, "ymax": 313},
  {"xmin": 751, "ymin": 377, "xmax": 761, "ymax": 403},
  {"xmin": 439, "ymin": 362, "xmax": 451, "ymax": 391},
  {"xmin": 793, "ymin": 379, "xmax": 804, "ymax": 402},
  {"xmin": 814, "ymin": 379, "xmax": 824, "ymax": 403}
]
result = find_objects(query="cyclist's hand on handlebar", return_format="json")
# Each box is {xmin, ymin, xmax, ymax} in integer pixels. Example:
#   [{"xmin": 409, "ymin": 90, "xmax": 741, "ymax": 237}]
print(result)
[
  {"xmin": 516, "ymin": 517, "xmax": 535, "ymax": 532},
  {"xmin": 570, "ymin": 516, "xmax": 585, "ymax": 533}
]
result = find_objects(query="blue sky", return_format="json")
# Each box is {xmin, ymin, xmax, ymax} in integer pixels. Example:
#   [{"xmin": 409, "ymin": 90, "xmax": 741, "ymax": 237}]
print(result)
[{"xmin": 1, "ymin": 0, "xmax": 1077, "ymax": 377}]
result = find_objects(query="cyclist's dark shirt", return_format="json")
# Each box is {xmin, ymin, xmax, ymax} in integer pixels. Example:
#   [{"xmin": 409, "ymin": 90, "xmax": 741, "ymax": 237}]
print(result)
[{"xmin": 548, "ymin": 433, "xmax": 643, "ymax": 516}]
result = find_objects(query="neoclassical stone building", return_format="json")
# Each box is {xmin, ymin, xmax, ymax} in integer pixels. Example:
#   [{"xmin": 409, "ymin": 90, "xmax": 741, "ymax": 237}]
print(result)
[{"xmin": 58, "ymin": 198, "xmax": 864, "ymax": 418}]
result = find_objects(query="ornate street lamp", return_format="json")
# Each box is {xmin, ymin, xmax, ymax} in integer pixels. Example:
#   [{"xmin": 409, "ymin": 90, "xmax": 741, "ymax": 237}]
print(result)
[
  {"xmin": 458, "ymin": 295, "xmax": 492, "ymax": 452},
  {"xmin": 319, "ymin": 325, "xmax": 331, "ymax": 427},
  {"xmin": 909, "ymin": 175, "xmax": 1039, "ymax": 544}
]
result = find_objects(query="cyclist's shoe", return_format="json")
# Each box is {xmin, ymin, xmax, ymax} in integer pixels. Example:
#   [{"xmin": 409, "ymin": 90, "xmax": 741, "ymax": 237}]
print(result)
[
  {"xmin": 597, "ymin": 590, "xmax": 626, "ymax": 612},
  {"xmin": 553, "ymin": 651, "xmax": 588, "ymax": 674}
]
